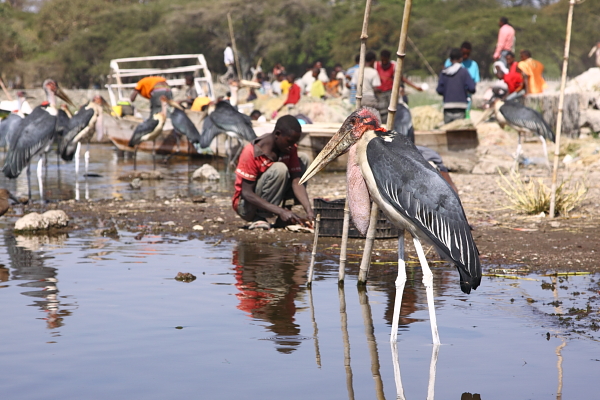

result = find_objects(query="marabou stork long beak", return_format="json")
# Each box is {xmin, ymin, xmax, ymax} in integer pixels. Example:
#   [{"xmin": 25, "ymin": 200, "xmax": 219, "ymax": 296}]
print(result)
[
  {"xmin": 299, "ymin": 112, "xmax": 374, "ymax": 185},
  {"xmin": 166, "ymin": 98, "xmax": 185, "ymax": 112},
  {"xmin": 56, "ymin": 86, "xmax": 76, "ymax": 108},
  {"xmin": 98, "ymin": 96, "xmax": 113, "ymax": 115}
]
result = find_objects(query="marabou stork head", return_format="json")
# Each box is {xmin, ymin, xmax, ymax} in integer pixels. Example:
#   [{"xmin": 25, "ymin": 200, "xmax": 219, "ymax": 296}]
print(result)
[
  {"xmin": 42, "ymin": 79, "xmax": 75, "ymax": 108},
  {"xmin": 92, "ymin": 95, "xmax": 113, "ymax": 115},
  {"xmin": 300, "ymin": 107, "xmax": 380, "ymax": 184},
  {"xmin": 165, "ymin": 98, "xmax": 185, "ymax": 112}
]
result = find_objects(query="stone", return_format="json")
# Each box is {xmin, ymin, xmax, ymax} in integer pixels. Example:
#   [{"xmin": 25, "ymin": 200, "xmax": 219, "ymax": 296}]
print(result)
[
  {"xmin": 130, "ymin": 178, "xmax": 142, "ymax": 190},
  {"xmin": 192, "ymin": 164, "xmax": 220, "ymax": 181},
  {"xmin": 14, "ymin": 210, "xmax": 69, "ymax": 231},
  {"xmin": 162, "ymin": 221, "xmax": 176, "ymax": 226},
  {"xmin": 193, "ymin": 225, "xmax": 204, "ymax": 231}
]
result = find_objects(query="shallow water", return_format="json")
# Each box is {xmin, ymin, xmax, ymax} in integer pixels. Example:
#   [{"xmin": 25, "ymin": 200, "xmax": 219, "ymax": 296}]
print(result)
[
  {"xmin": 0, "ymin": 144, "xmax": 233, "ymax": 202},
  {"xmin": 0, "ymin": 230, "xmax": 598, "ymax": 399}
]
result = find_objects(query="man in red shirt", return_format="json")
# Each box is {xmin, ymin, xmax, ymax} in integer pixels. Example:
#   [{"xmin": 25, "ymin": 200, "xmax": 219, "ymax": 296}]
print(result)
[
  {"xmin": 499, "ymin": 52, "xmax": 524, "ymax": 100},
  {"xmin": 233, "ymin": 115, "xmax": 314, "ymax": 229},
  {"xmin": 375, "ymin": 50, "xmax": 395, "ymax": 123},
  {"xmin": 273, "ymin": 74, "xmax": 301, "ymax": 118}
]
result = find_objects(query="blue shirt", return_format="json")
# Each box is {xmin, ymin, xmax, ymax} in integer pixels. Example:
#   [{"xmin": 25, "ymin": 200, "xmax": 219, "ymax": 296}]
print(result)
[
  {"xmin": 444, "ymin": 58, "xmax": 480, "ymax": 83},
  {"xmin": 346, "ymin": 64, "xmax": 359, "ymax": 105}
]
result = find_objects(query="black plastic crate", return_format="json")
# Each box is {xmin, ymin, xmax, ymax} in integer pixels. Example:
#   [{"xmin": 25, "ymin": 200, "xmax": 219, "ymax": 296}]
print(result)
[{"xmin": 313, "ymin": 198, "xmax": 399, "ymax": 238}]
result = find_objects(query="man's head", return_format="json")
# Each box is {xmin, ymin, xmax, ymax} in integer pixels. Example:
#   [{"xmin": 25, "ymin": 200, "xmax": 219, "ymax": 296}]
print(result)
[
  {"xmin": 449, "ymin": 48, "xmax": 462, "ymax": 63},
  {"xmin": 380, "ymin": 49, "xmax": 392, "ymax": 66},
  {"xmin": 334, "ymin": 63, "xmax": 343, "ymax": 73},
  {"xmin": 287, "ymin": 73, "xmax": 296, "ymax": 83},
  {"xmin": 499, "ymin": 17, "xmax": 508, "ymax": 27},
  {"xmin": 506, "ymin": 51, "xmax": 515, "ymax": 66},
  {"xmin": 365, "ymin": 51, "xmax": 376, "ymax": 66},
  {"xmin": 227, "ymin": 42, "xmax": 232, "ymax": 47},
  {"xmin": 314, "ymin": 61, "xmax": 323, "ymax": 69},
  {"xmin": 520, "ymin": 49, "xmax": 531, "ymax": 61},
  {"xmin": 274, "ymin": 115, "xmax": 302, "ymax": 155},
  {"xmin": 460, "ymin": 42, "xmax": 472, "ymax": 60},
  {"xmin": 185, "ymin": 74, "xmax": 194, "ymax": 86},
  {"xmin": 312, "ymin": 67, "xmax": 320, "ymax": 78},
  {"xmin": 355, "ymin": 54, "xmax": 360, "ymax": 64},
  {"xmin": 276, "ymin": 73, "xmax": 286, "ymax": 82},
  {"xmin": 250, "ymin": 109, "xmax": 262, "ymax": 121}
]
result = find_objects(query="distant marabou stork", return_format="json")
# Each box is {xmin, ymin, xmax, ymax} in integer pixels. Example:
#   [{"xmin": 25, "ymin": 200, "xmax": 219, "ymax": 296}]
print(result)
[
  {"xmin": 166, "ymin": 98, "xmax": 201, "ymax": 157},
  {"xmin": 2, "ymin": 79, "xmax": 74, "ymax": 202},
  {"xmin": 300, "ymin": 107, "xmax": 481, "ymax": 344},
  {"xmin": 59, "ymin": 96, "xmax": 112, "ymax": 175},
  {"xmin": 199, "ymin": 100, "xmax": 256, "ymax": 169},
  {"xmin": 489, "ymin": 99, "xmax": 555, "ymax": 169},
  {"xmin": 128, "ymin": 95, "xmax": 168, "ymax": 170}
]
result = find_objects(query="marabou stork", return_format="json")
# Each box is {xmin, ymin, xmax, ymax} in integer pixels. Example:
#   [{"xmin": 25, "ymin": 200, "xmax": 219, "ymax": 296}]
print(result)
[
  {"xmin": 59, "ymin": 96, "xmax": 112, "ymax": 176},
  {"xmin": 2, "ymin": 79, "xmax": 74, "ymax": 202},
  {"xmin": 128, "ymin": 95, "xmax": 168, "ymax": 170},
  {"xmin": 300, "ymin": 108, "xmax": 481, "ymax": 344},
  {"xmin": 0, "ymin": 112, "xmax": 24, "ymax": 151},
  {"xmin": 487, "ymin": 99, "xmax": 555, "ymax": 169},
  {"xmin": 199, "ymin": 100, "xmax": 256, "ymax": 169},
  {"xmin": 165, "ymin": 98, "xmax": 201, "ymax": 158}
]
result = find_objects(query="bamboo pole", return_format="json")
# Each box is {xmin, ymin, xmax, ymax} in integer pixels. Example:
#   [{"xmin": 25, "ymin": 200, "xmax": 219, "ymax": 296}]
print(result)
[
  {"xmin": 227, "ymin": 12, "xmax": 243, "ymax": 81},
  {"xmin": 0, "ymin": 78, "xmax": 14, "ymax": 101},
  {"xmin": 549, "ymin": 0, "xmax": 577, "ymax": 218},
  {"xmin": 358, "ymin": 0, "xmax": 414, "ymax": 285},
  {"xmin": 339, "ymin": 0, "xmax": 373, "ymax": 284}
]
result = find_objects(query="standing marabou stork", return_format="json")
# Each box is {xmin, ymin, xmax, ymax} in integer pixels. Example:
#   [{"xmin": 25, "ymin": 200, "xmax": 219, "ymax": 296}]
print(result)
[
  {"xmin": 199, "ymin": 100, "xmax": 256, "ymax": 169},
  {"xmin": 165, "ymin": 98, "xmax": 201, "ymax": 155},
  {"xmin": 0, "ymin": 112, "xmax": 24, "ymax": 151},
  {"xmin": 300, "ymin": 108, "xmax": 481, "ymax": 344},
  {"xmin": 128, "ymin": 95, "xmax": 168, "ymax": 170},
  {"xmin": 2, "ymin": 79, "xmax": 74, "ymax": 202},
  {"xmin": 489, "ymin": 99, "xmax": 555, "ymax": 169},
  {"xmin": 59, "ymin": 96, "xmax": 112, "ymax": 176}
]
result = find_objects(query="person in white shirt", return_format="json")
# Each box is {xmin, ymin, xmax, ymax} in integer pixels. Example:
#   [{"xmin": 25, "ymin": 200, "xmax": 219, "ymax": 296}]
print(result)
[
  {"xmin": 222, "ymin": 43, "xmax": 235, "ymax": 83},
  {"xmin": 351, "ymin": 51, "xmax": 380, "ymax": 109}
]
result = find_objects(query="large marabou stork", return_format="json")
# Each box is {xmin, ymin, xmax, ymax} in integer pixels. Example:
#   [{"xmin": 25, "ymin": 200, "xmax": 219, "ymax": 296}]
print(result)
[
  {"xmin": 2, "ymin": 79, "xmax": 74, "ymax": 202},
  {"xmin": 488, "ymin": 99, "xmax": 555, "ymax": 169},
  {"xmin": 128, "ymin": 95, "xmax": 168, "ymax": 170},
  {"xmin": 59, "ymin": 96, "xmax": 112, "ymax": 176},
  {"xmin": 300, "ymin": 108, "xmax": 481, "ymax": 344},
  {"xmin": 199, "ymin": 100, "xmax": 256, "ymax": 169},
  {"xmin": 0, "ymin": 112, "xmax": 24, "ymax": 151}
]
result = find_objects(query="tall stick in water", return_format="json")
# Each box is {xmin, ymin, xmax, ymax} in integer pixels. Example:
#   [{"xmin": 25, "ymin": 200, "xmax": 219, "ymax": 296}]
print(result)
[
  {"xmin": 339, "ymin": 0, "xmax": 373, "ymax": 284},
  {"xmin": 358, "ymin": 0, "xmax": 414, "ymax": 285},
  {"xmin": 549, "ymin": 0, "xmax": 577, "ymax": 218},
  {"xmin": 307, "ymin": 214, "xmax": 321, "ymax": 286},
  {"xmin": 227, "ymin": 12, "xmax": 243, "ymax": 81}
]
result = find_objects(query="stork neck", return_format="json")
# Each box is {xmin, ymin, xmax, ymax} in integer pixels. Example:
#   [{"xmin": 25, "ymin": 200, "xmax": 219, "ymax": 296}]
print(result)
[{"xmin": 45, "ymin": 88, "xmax": 57, "ymax": 108}]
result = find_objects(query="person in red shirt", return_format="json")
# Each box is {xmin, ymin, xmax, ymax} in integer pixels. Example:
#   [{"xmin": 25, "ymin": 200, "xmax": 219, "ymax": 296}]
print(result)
[
  {"xmin": 495, "ymin": 52, "xmax": 524, "ymax": 101},
  {"xmin": 233, "ymin": 115, "xmax": 314, "ymax": 229},
  {"xmin": 274, "ymin": 74, "xmax": 301, "ymax": 118}
]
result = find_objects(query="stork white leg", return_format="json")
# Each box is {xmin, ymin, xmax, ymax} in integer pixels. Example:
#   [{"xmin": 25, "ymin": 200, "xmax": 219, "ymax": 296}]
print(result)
[
  {"xmin": 75, "ymin": 180, "xmax": 80, "ymax": 201},
  {"xmin": 514, "ymin": 133, "xmax": 523, "ymax": 171},
  {"xmin": 37, "ymin": 157, "xmax": 44, "ymax": 203},
  {"xmin": 26, "ymin": 163, "xmax": 32, "ymax": 202},
  {"xmin": 85, "ymin": 143, "xmax": 90, "ymax": 177},
  {"xmin": 391, "ymin": 231, "xmax": 407, "ymax": 343},
  {"xmin": 75, "ymin": 142, "xmax": 81, "ymax": 176},
  {"xmin": 85, "ymin": 181, "xmax": 89, "ymax": 201},
  {"xmin": 540, "ymin": 136, "xmax": 550, "ymax": 170},
  {"xmin": 390, "ymin": 340, "xmax": 407, "ymax": 400},
  {"xmin": 427, "ymin": 344, "xmax": 441, "ymax": 400},
  {"xmin": 413, "ymin": 237, "xmax": 441, "ymax": 345}
]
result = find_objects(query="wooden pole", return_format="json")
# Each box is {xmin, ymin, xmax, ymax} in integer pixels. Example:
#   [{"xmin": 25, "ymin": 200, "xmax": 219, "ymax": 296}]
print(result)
[
  {"xmin": 339, "ymin": 0, "xmax": 373, "ymax": 284},
  {"xmin": 549, "ymin": 0, "xmax": 576, "ymax": 218},
  {"xmin": 227, "ymin": 12, "xmax": 243, "ymax": 81},
  {"xmin": 358, "ymin": 0, "xmax": 413, "ymax": 285},
  {"xmin": 0, "ymin": 78, "xmax": 14, "ymax": 101}
]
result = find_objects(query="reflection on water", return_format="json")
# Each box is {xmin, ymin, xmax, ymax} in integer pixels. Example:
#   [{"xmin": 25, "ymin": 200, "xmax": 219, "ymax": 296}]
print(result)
[
  {"xmin": 232, "ymin": 241, "xmax": 308, "ymax": 354},
  {"xmin": 0, "ymin": 233, "xmax": 598, "ymax": 399},
  {"xmin": 0, "ymin": 144, "xmax": 234, "ymax": 202},
  {"xmin": 4, "ymin": 232, "xmax": 72, "ymax": 331}
]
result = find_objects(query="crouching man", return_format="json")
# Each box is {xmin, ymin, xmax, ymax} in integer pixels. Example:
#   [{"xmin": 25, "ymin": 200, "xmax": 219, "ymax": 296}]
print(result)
[{"xmin": 232, "ymin": 115, "xmax": 314, "ymax": 230}]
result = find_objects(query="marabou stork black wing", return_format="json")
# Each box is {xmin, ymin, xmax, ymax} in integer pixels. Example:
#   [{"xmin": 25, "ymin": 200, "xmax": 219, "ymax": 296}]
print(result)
[
  {"xmin": 393, "ymin": 103, "xmax": 415, "ymax": 144},
  {"xmin": 2, "ymin": 107, "xmax": 57, "ymax": 179},
  {"xmin": 0, "ymin": 113, "xmax": 24, "ymax": 148},
  {"xmin": 367, "ymin": 133, "xmax": 481, "ymax": 293},
  {"xmin": 60, "ymin": 105, "xmax": 94, "ymax": 161},
  {"xmin": 199, "ymin": 101, "xmax": 256, "ymax": 148},
  {"xmin": 170, "ymin": 108, "xmax": 201, "ymax": 144},
  {"xmin": 499, "ymin": 101, "xmax": 555, "ymax": 142},
  {"xmin": 56, "ymin": 108, "xmax": 71, "ymax": 138},
  {"xmin": 128, "ymin": 117, "xmax": 159, "ymax": 147}
]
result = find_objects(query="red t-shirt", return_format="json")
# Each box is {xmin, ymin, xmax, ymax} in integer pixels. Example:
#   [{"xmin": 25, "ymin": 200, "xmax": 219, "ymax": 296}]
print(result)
[
  {"xmin": 375, "ymin": 61, "xmax": 395, "ymax": 92},
  {"xmin": 283, "ymin": 83, "xmax": 301, "ymax": 105},
  {"xmin": 232, "ymin": 140, "xmax": 302, "ymax": 211},
  {"xmin": 503, "ymin": 62, "xmax": 523, "ymax": 94}
]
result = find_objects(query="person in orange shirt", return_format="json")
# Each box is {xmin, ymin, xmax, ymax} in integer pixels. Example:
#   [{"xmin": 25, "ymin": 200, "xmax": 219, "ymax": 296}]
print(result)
[
  {"xmin": 130, "ymin": 76, "xmax": 173, "ymax": 116},
  {"xmin": 517, "ymin": 50, "xmax": 547, "ymax": 95}
]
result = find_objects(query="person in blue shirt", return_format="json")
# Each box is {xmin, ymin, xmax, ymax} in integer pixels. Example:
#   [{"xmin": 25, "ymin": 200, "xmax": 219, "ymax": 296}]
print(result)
[{"xmin": 444, "ymin": 42, "xmax": 479, "ymax": 118}]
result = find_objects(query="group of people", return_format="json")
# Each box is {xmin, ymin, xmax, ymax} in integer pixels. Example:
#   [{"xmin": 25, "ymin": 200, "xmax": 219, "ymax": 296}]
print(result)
[{"xmin": 436, "ymin": 16, "xmax": 549, "ymax": 123}]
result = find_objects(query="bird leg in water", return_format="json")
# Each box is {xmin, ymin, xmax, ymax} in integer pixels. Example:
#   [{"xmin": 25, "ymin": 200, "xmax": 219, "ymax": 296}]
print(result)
[
  {"xmin": 413, "ymin": 237, "xmax": 441, "ymax": 345},
  {"xmin": 540, "ymin": 136, "xmax": 550, "ymax": 170},
  {"xmin": 75, "ymin": 180, "xmax": 80, "ymax": 202},
  {"xmin": 391, "ymin": 231, "xmax": 407, "ymax": 343},
  {"xmin": 133, "ymin": 146, "xmax": 138, "ymax": 171},
  {"xmin": 26, "ymin": 163, "xmax": 31, "ymax": 203},
  {"xmin": 37, "ymin": 157, "xmax": 44, "ymax": 203},
  {"xmin": 75, "ymin": 142, "xmax": 81, "ymax": 176},
  {"xmin": 85, "ymin": 142, "xmax": 90, "ymax": 177},
  {"xmin": 152, "ymin": 140, "xmax": 156, "ymax": 170},
  {"xmin": 514, "ymin": 133, "xmax": 523, "ymax": 171}
]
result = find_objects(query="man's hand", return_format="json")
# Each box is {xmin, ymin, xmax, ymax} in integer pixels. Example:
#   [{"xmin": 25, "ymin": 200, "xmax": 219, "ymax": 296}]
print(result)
[{"xmin": 278, "ymin": 209, "xmax": 304, "ymax": 225}]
